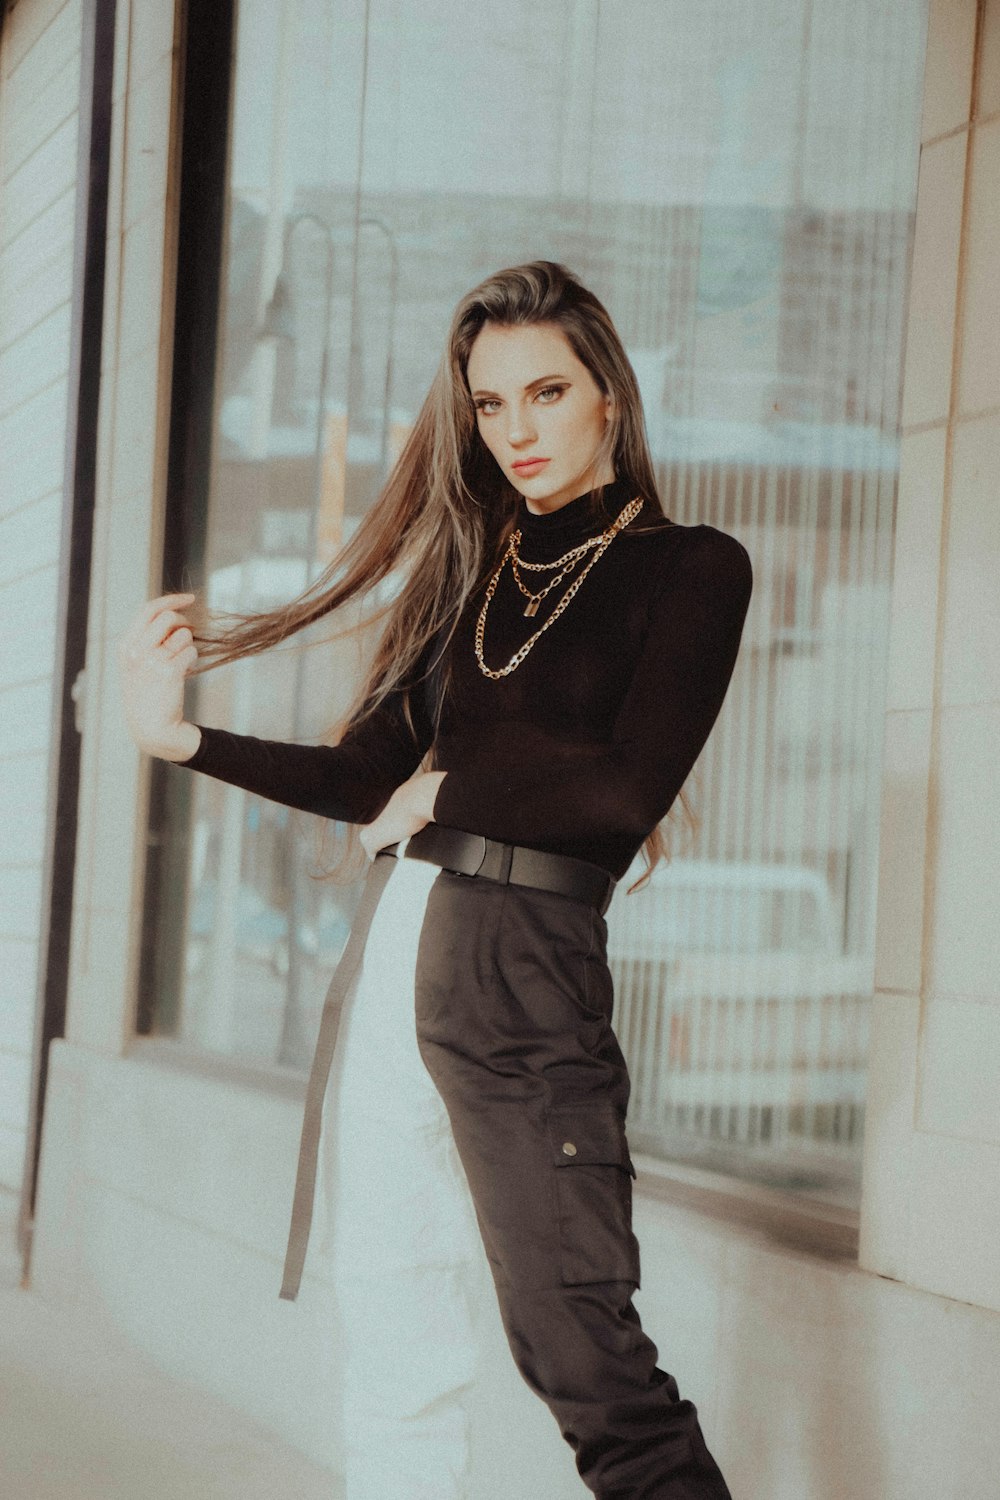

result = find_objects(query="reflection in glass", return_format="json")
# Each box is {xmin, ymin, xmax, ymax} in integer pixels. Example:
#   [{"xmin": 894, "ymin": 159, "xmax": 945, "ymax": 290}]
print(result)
[{"xmin": 148, "ymin": 0, "xmax": 929, "ymax": 1206}]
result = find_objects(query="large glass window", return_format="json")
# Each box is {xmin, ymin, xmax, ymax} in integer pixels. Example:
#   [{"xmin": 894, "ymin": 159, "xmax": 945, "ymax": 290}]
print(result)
[{"xmin": 145, "ymin": 0, "xmax": 928, "ymax": 1206}]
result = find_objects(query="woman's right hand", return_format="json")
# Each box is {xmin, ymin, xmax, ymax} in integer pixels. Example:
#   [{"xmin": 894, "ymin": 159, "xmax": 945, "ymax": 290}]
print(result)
[{"xmin": 117, "ymin": 593, "xmax": 202, "ymax": 761}]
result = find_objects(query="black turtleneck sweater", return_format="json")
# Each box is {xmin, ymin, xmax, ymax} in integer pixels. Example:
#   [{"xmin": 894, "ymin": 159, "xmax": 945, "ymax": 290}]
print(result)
[{"xmin": 180, "ymin": 478, "xmax": 752, "ymax": 879}]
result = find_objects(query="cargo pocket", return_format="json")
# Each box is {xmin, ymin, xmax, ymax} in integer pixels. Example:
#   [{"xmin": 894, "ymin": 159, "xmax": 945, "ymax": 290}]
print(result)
[{"xmin": 546, "ymin": 1104, "xmax": 641, "ymax": 1288}]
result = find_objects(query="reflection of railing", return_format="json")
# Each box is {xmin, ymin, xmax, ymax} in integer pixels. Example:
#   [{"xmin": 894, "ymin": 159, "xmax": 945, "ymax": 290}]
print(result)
[
  {"xmin": 615, "ymin": 972, "xmax": 870, "ymax": 1149},
  {"xmin": 258, "ymin": 214, "xmax": 339, "ymax": 1063},
  {"xmin": 259, "ymin": 210, "xmax": 337, "ymax": 498},
  {"xmin": 358, "ymin": 216, "xmax": 399, "ymax": 477},
  {"xmin": 606, "ymin": 861, "xmax": 872, "ymax": 1176},
  {"xmin": 242, "ymin": 216, "xmax": 402, "ymax": 1064}
]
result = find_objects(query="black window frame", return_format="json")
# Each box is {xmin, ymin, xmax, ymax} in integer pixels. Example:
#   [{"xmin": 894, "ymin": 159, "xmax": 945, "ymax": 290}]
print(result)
[{"xmin": 136, "ymin": 0, "xmax": 237, "ymax": 1035}]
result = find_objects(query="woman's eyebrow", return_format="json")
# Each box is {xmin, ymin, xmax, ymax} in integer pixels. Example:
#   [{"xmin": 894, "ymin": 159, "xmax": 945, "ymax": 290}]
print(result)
[{"xmin": 470, "ymin": 373, "xmax": 570, "ymax": 398}]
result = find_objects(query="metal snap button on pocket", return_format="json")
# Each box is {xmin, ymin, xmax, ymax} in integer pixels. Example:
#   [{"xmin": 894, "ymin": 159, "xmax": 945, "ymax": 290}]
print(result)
[{"xmin": 561, "ymin": 1141, "xmax": 578, "ymax": 1157}]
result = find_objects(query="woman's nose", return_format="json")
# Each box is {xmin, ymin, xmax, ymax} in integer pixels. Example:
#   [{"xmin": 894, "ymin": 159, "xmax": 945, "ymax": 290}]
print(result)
[{"xmin": 506, "ymin": 406, "xmax": 537, "ymax": 447}]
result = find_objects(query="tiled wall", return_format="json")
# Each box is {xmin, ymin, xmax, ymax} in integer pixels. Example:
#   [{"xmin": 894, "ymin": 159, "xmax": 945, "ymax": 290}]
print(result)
[
  {"xmin": 861, "ymin": 0, "xmax": 1000, "ymax": 1311},
  {"xmin": 0, "ymin": 0, "xmax": 81, "ymax": 1191}
]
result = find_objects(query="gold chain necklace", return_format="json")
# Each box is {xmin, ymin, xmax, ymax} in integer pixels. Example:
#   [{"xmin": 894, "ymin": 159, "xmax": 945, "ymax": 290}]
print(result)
[
  {"xmin": 509, "ymin": 529, "xmax": 608, "ymax": 615},
  {"xmin": 474, "ymin": 496, "xmax": 644, "ymax": 680},
  {"xmin": 513, "ymin": 531, "xmax": 606, "ymax": 571},
  {"xmin": 510, "ymin": 549, "xmax": 585, "ymax": 617}
]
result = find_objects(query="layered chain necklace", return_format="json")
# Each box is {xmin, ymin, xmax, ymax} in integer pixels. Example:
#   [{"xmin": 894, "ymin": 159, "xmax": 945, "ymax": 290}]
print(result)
[{"xmin": 474, "ymin": 496, "xmax": 644, "ymax": 680}]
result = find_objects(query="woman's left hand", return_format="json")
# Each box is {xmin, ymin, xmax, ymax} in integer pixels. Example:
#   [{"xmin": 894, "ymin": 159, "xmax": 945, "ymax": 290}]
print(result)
[{"xmin": 359, "ymin": 770, "xmax": 447, "ymax": 859}]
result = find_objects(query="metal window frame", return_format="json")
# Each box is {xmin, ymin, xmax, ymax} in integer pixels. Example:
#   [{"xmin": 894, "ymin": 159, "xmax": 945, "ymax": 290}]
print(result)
[{"xmin": 134, "ymin": 0, "xmax": 236, "ymax": 1039}]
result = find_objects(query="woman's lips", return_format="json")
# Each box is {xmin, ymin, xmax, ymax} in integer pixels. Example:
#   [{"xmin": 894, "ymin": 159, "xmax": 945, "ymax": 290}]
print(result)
[{"xmin": 511, "ymin": 458, "xmax": 550, "ymax": 475}]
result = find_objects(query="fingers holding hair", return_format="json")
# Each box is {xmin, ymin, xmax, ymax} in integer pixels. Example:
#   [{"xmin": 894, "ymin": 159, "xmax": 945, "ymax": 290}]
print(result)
[{"xmin": 120, "ymin": 593, "xmax": 198, "ymax": 666}]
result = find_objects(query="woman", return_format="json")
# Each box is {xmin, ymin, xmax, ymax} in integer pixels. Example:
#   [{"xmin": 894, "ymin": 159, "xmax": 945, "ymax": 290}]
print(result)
[{"xmin": 120, "ymin": 260, "xmax": 752, "ymax": 1500}]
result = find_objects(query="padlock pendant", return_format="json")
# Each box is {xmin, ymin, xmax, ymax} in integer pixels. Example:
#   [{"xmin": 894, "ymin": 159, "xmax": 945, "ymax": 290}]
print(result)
[{"xmin": 523, "ymin": 598, "xmax": 539, "ymax": 618}]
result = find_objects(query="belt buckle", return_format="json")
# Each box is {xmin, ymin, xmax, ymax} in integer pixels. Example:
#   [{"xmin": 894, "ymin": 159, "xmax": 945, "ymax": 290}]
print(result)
[
  {"xmin": 473, "ymin": 836, "xmax": 514, "ymax": 883},
  {"xmin": 446, "ymin": 832, "xmax": 488, "ymax": 878},
  {"xmin": 469, "ymin": 834, "xmax": 489, "ymax": 875}
]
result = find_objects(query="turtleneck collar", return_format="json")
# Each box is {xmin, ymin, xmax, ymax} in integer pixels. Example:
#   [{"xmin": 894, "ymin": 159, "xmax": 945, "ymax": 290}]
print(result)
[{"xmin": 516, "ymin": 474, "xmax": 638, "ymax": 558}]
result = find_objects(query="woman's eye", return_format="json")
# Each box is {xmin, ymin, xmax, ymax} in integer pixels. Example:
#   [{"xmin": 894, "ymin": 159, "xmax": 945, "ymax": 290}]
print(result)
[
  {"xmin": 475, "ymin": 399, "xmax": 500, "ymax": 415},
  {"xmin": 535, "ymin": 386, "xmax": 564, "ymax": 404}
]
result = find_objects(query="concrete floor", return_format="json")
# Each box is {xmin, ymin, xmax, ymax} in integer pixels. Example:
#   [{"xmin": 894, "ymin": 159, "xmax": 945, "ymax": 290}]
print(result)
[{"xmin": 0, "ymin": 1193, "xmax": 340, "ymax": 1500}]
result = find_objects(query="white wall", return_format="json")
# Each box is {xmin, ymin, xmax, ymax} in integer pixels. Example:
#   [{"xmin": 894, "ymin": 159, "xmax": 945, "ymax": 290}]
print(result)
[
  {"xmin": 0, "ymin": 0, "xmax": 80, "ymax": 1192},
  {"xmin": 860, "ymin": 0, "xmax": 1000, "ymax": 1313}
]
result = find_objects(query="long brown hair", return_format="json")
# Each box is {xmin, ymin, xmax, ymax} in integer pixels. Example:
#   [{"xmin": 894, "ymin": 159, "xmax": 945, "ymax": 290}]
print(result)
[{"xmin": 192, "ymin": 260, "xmax": 696, "ymax": 882}]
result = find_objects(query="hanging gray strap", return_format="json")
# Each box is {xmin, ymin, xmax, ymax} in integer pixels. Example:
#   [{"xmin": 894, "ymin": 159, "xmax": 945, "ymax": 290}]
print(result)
[{"xmin": 279, "ymin": 852, "xmax": 397, "ymax": 1301}]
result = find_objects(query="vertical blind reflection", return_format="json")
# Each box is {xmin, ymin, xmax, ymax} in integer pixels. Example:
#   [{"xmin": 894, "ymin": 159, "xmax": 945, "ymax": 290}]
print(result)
[{"xmin": 154, "ymin": 0, "xmax": 928, "ymax": 1205}]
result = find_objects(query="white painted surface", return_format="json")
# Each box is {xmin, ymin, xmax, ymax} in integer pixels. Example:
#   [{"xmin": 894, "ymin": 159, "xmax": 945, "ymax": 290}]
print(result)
[
  {"xmin": 862, "ymin": 0, "xmax": 1000, "ymax": 1311},
  {"xmin": 0, "ymin": 0, "xmax": 80, "ymax": 1193}
]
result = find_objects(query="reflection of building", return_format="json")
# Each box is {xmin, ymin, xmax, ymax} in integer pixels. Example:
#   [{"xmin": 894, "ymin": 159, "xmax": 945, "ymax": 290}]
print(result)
[{"xmin": 4, "ymin": 0, "xmax": 1000, "ymax": 1493}]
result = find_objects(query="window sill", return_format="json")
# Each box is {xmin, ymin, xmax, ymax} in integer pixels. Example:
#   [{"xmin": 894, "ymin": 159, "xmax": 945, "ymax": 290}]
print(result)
[
  {"xmin": 632, "ymin": 1152, "xmax": 860, "ymax": 1263},
  {"xmin": 126, "ymin": 1035, "xmax": 308, "ymax": 1103}
]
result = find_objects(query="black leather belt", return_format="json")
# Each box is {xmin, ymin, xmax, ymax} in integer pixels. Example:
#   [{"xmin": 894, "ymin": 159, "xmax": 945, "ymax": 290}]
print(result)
[{"xmin": 383, "ymin": 824, "xmax": 616, "ymax": 916}]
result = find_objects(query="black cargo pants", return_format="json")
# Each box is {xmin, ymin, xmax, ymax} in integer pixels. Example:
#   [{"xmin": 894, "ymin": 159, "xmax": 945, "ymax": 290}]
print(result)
[{"xmin": 412, "ymin": 867, "xmax": 733, "ymax": 1500}]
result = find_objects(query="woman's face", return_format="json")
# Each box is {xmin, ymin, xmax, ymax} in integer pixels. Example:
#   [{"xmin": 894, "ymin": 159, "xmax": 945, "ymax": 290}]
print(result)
[{"xmin": 466, "ymin": 321, "xmax": 614, "ymax": 514}]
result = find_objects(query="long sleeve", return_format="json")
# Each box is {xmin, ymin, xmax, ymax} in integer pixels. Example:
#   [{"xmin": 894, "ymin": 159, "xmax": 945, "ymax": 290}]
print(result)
[
  {"xmin": 431, "ymin": 526, "xmax": 752, "ymax": 862},
  {"xmin": 179, "ymin": 669, "xmax": 436, "ymax": 825}
]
